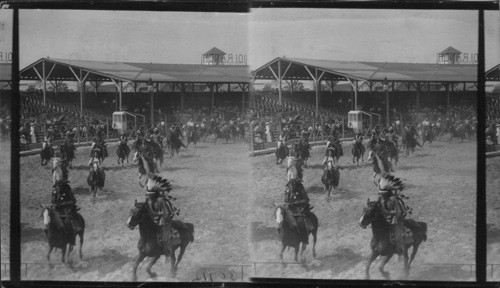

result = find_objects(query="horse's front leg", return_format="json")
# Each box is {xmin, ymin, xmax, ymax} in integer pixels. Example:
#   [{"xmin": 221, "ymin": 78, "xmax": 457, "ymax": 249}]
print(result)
[
  {"xmin": 365, "ymin": 251, "xmax": 378, "ymax": 280},
  {"xmin": 379, "ymin": 253, "xmax": 393, "ymax": 279},
  {"xmin": 403, "ymin": 249, "xmax": 410, "ymax": 277},
  {"xmin": 61, "ymin": 245, "xmax": 67, "ymax": 263},
  {"xmin": 47, "ymin": 246, "xmax": 54, "ymax": 262},
  {"xmin": 170, "ymin": 249, "xmax": 177, "ymax": 278},
  {"xmin": 294, "ymin": 246, "xmax": 299, "ymax": 263},
  {"xmin": 146, "ymin": 254, "xmax": 160, "ymax": 278},
  {"xmin": 300, "ymin": 242, "xmax": 307, "ymax": 264},
  {"xmin": 279, "ymin": 243, "xmax": 286, "ymax": 262},
  {"xmin": 132, "ymin": 252, "xmax": 146, "ymax": 282}
]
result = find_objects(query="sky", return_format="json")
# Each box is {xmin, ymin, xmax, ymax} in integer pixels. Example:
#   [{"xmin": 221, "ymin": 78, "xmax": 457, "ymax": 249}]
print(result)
[
  {"xmin": 18, "ymin": 10, "xmax": 248, "ymax": 68},
  {"xmin": 3, "ymin": 8, "xmax": 498, "ymax": 71},
  {"xmin": 249, "ymin": 9, "xmax": 492, "ymax": 69}
]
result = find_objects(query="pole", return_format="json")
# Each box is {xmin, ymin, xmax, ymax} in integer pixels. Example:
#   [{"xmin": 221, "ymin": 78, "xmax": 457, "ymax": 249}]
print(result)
[
  {"xmin": 250, "ymin": 122, "xmax": 254, "ymax": 156},
  {"xmin": 386, "ymin": 88, "xmax": 390, "ymax": 128},
  {"xmin": 77, "ymin": 118, "xmax": 80, "ymax": 144},
  {"xmin": 42, "ymin": 61, "xmax": 47, "ymax": 105},
  {"xmin": 312, "ymin": 117, "xmax": 316, "ymax": 143},
  {"xmin": 321, "ymin": 116, "xmax": 324, "ymax": 143},
  {"xmin": 119, "ymin": 81, "xmax": 123, "ymax": 112},
  {"xmin": 85, "ymin": 118, "xmax": 89, "ymax": 144},
  {"xmin": 278, "ymin": 60, "xmax": 282, "ymax": 105},
  {"xmin": 106, "ymin": 117, "xmax": 109, "ymax": 142},
  {"xmin": 354, "ymin": 81, "xmax": 358, "ymax": 110},
  {"xmin": 150, "ymin": 89, "xmax": 154, "ymax": 127},
  {"xmin": 342, "ymin": 116, "xmax": 345, "ymax": 140}
]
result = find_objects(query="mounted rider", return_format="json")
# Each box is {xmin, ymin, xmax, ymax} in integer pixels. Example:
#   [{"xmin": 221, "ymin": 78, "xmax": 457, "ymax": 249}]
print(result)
[
  {"xmin": 88, "ymin": 147, "xmax": 105, "ymax": 179},
  {"xmin": 369, "ymin": 131, "xmax": 394, "ymax": 174},
  {"xmin": 141, "ymin": 174, "xmax": 181, "ymax": 248},
  {"xmin": 51, "ymin": 179, "xmax": 79, "ymax": 246},
  {"xmin": 282, "ymin": 179, "xmax": 315, "ymax": 243},
  {"xmin": 377, "ymin": 174, "xmax": 412, "ymax": 253}
]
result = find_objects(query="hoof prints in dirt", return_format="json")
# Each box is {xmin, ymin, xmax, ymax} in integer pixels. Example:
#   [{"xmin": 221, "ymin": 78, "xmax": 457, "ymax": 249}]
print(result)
[
  {"xmin": 487, "ymin": 224, "xmax": 500, "ymax": 245},
  {"xmin": 312, "ymin": 248, "xmax": 364, "ymax": 274},
  {"xmin": 251, "ymin": 222, "xmax": 278, "ymax": 242},
  {"xmin": 21, "ymin": 224, "xmax": 46, "ymax": 243},
  {"xmin": 73, "ymin": 187, "xmax": 91, "ymax": 196},
  {"xmin": 308, "ymin": 186, "xmax": 327, "ymax": 195}
]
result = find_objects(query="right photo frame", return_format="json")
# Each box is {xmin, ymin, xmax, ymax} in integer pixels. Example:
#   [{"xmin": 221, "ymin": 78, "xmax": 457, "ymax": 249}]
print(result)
[
  {"xmin": 486, "ymin": 10, "xmax": 500, "ymax": 282},
  {"xmin": 248, "ymin": 8, "xmax": 480, "ymax": 281}
]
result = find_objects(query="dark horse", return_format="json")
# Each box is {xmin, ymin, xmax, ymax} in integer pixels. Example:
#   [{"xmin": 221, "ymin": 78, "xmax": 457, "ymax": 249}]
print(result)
[
  {"xmin": 59, "ymin": 141, "xmax": 76, "ymax": 168},
  {"xmin": 167, "ymin": 131, "xmax": 184, "ymax": 158},
  {"xmin": 41, "ymin": 205, "xmax": 85, "ymax": 264},
  {"xmin": 40, "ymin": 141, "xmax": 54, "ymax": 166},
  {"xmin": 275, "ymin": 140, "xmax": 289, "ymax": 164},
  {"xmin": 359, "ymin": 199, "xmax": 427, "ymax": 279},
  {"xmin": 321, "ymin": 161, "xmax": 340, "ymax": 200},
  {"xmin": 186, "ymin": 128, "xmax": 200, "ymax": 148},
  {"xmin": 117, "ymin": 141, "xmax": 131, "ymax": 167},
  {"xmin": 213, "ymin": 126, "xmax": 230, "ymax": 144},
  {"xmin": 351, "ymin": 142, "xmax": 366, "ymax": 166},
  {"xmin": 274, "ymin": 204, "xmax": 318, "ymax": 263},
  {"xmin": 449, "ymin": 125, "xmax": 466, "ymax": 143},
  {"xmin": 87, "ymin": 158, "xmax": 105, "ymax": 204},
  {"xmin": 127, "ymin": 200, "xmax": 194, "ymax": 281}
]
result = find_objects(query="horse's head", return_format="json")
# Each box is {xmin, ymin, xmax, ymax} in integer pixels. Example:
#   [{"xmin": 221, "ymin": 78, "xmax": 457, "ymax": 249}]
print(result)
[
  {"xmin": 41, "ymin": 206, "xmax": 51, "ymax": 230},
  {"xmin": 359, "ymin": 198, "xmax": 379, "ymax": 229},
  {"xmin": 273, "ymin": 204, "xmax": 284, "ymax": 228},
  {"xmin": 126, "ymin": 200, "xmax": 149, "ymax": 230},
  {"xmin": 52, "ymin": 157, "xmax": 61, "ymax": 169}
]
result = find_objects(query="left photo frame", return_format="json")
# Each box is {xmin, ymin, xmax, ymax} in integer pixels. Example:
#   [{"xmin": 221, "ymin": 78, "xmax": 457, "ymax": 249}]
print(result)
[{"xmin": 10, "ymin": 9, "xmax": 252, "ymax": 282}]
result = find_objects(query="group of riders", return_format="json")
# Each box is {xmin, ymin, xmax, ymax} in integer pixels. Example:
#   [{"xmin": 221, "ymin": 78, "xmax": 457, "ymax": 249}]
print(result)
[{"xmin": 274, "ymin": 115, "xmax": 474, "ymax": 253}]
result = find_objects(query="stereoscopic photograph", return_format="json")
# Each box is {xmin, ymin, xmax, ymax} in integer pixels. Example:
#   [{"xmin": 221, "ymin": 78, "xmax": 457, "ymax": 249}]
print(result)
[
  {"xmin": 485, "ymin": 10, "xmax": 500, "ymax": 282},
  {"xmin": 16, "ymin": 10, "xmax": 251, "ymax": 282},
  {"xmin": 248, "ymin": 9, "xmax": 478, "ymax": 281}
]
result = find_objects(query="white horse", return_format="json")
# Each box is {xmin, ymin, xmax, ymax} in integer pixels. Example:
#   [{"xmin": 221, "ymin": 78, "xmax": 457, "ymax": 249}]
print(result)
[
  {"xmin": 286, "ymin": 156, "xmax": 298, "ymax": 181},
  {"xmin": 52, "ymin": 157, "xmax": 64, "ymax": 185}
]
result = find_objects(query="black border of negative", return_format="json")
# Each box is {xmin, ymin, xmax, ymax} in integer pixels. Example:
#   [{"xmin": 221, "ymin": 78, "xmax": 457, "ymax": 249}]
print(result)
[{"xmin": 2, "ymin": 1, "xmax": 499, "ymax": 287}]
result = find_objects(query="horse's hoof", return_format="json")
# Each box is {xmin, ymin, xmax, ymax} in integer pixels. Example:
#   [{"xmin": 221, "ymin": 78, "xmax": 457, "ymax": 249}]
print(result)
[{"xmin": 148, "ymin": 272, "xmax": 158, "ymax": 278}]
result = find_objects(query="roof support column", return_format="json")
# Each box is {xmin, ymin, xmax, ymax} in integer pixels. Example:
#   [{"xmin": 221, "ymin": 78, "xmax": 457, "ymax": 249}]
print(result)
[
  {"xmin": 416, "ymin": 82, "xmax": 421, "ymax": 114},
  {"xmin": 303, "ymin": 66, "xmax": 325, "ymax": 116},
  {"xmin": 42, "ymin": 61, "xmax": 46, "ymax": 106},
  {"xmin": 181, "ymin": 83, "xmax": 185, "ymax": 111},
  {"xmin": 446, "ymin": 83, "xmax": 450, "ymax": 115},
  {"xmin": 278, "ymin": 61, "xmax": 282, "ymax": 105}
]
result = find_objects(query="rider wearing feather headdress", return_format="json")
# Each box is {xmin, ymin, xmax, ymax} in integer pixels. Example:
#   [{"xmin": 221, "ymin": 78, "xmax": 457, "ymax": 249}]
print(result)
[
  {"xmin": 377, "ymin": 174, "xmax": 411, "ymax": 252},
  {"xmin": 142, "ymin": 174, "xmax": 179, "ymax": 226}
]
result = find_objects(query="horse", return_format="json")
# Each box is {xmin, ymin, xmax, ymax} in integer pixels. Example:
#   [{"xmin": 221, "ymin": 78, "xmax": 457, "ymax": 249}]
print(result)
[
  {"xmin": 449, "ymin": 124, "xmax": 466, "ymax": 143},
  {"xmin": 133, "ymin": 151, "xmax": 158, "ymax": 181},
  {"xmin": 274, "ymin": 204, "xmax": 318, "ymax": 263},
  {"xmin": 351, "ymin": 142, "xmax": 365, "ymax": 166},
  {"xmin": 213, "ymin": 126, "xmax": 230, "ymax": 144},
  {"xmin": 59, "ymin": 141, "xmax": 76, "ymax": 169},
  {"xmin": 127, "ymin": 200, "xmax": 194, "ymax": 281},
  {"xmin": 87, "ymin": 161, "xmax": 105, "ymax": 204},
  {"xmin": 236, "ymin": 122, "xmax": 246, "ymax": 140},
  {"xmin": 167, "ymin": 131, "xmax": 183, "ymax": 158},
  {"xmin": 385, "ymin": 140, "xmax": 399, "ymax": 168},
  {"xmin": 117, "ymin": 141, "xmax": 131, "ymax": 167},
  {"xmin": 359, "ymin": 199, "xmax": 428, "ymax": 279},
  {"xmin": 90, "ymin": 142, "xmax": 106, "ymax": 163},
  {"xmin": 186, "ymin": 128, "xmax": 200, "ymax": 148},
  {"xmin": 41, "ymin": 205, "xmax": 85, "ymax": 264},
  {"xmin": 146, "ymin": 140, "xmax": 164, "ymax": 168},
  {"xmin": 367, "ymin": 150, "xmax": 392, "ymax": 181},
  {"xmin": 40, "ymin": 141, "xmax": 54, "ymax": 166},
  {"xmin": 275, "ymin": 140, "xmax": 289, "ymax": 165},
  {"xmin": 321, "ymin": 161, "xmax": 340, "ymax": 200},
  {"xmin": 286, "ymin": 156, "xmax": 303, "ymax": 181},
  {"xmin": 401, "ymin": 132, "xmax": 417, "ymax": 157},
  {"xmin": 52, "ymin": 157, "xmax": 69, "ymax": 183},
  {"xmin": 422, "ymin": 128, "xmax": 434, "ymax": 146}
]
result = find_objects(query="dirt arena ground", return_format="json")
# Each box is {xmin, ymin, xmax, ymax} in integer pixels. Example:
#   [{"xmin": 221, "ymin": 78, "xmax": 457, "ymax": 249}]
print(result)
[
  {"xmin": 250, "ymin": 139, "xmax": 477, "ymax": 281},
  {"xmin": 487, "ymin": 156, "xmax": 500, "ymax": 281},
  {"xmin": 18, "ymin": 138, "xmax": 253, "ymax": 282},
  {"xmin": 0, "ymin": 140, "xmax": 11, "ymax": 279}
]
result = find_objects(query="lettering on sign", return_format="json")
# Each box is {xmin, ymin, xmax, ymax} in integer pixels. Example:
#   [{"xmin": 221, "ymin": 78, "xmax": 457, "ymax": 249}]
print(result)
[
  {"xmin": 201, "ymin": 53, "xmax": 247, "ymax": 65},
  {"xmin": 437, "ymin": 52, "xmax": 478, "ymax": 64}
]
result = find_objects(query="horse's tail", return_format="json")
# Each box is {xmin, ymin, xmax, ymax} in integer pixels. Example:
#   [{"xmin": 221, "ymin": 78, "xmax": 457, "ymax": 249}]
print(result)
[{"xmin": 186, "ymin": 223, "xmax": 195, "ymax": 243}]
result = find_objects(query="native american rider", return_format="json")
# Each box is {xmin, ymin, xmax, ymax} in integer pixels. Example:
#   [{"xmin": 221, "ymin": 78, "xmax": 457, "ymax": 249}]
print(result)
[
  {"xmin": 141, "ymin": 174, "xmax": 181, "ymax": 248},
  {"xmin": 377, "ymin": 174, "xmax": 412, "ymax": 253},
  {"xmin": 369, "ymin": 132, "xmax": 394, "ymax": 173},
  {"xmin": 283, "ymin": 179, "xmax": 315, "ymax": 244},
  {"xmin": 51, "ymin": 180, "xmax": 79, "ymax": 246}
]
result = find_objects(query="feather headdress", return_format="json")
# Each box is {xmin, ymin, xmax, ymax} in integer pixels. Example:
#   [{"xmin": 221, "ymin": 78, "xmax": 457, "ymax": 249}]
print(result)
[
  {"xmin": 145, "ymin": 174, "xmax": 173, "ymax": 193},
  {"xmin": 378, "ymin": 174, "xmax": 404, "ymax": 192}
]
